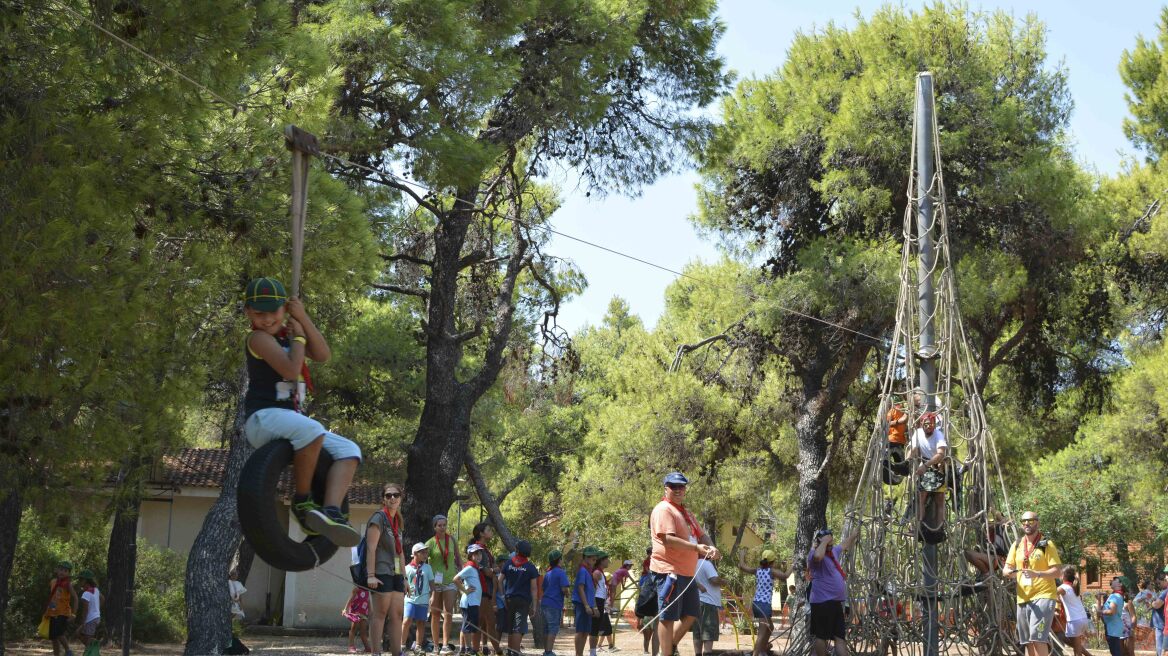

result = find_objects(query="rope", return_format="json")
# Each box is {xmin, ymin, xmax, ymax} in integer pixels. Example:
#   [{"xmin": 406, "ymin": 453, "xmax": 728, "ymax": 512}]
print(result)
[{"xmin": 48, "ymin": 0, "xmax": 889, "ymax": 346}]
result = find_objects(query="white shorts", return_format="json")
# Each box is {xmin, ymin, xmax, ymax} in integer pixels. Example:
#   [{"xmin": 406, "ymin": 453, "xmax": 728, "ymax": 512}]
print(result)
[
  {"xmin": 245, "ymin": 408, "xmax": 362, "ymax": 462},
  {"xmin": 1065, "ymin": 618, "xmax": 1091, "ymax": 638}
]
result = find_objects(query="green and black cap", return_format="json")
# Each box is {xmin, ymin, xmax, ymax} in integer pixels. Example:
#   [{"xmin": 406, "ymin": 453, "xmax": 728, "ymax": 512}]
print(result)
[{"xmin": 244, "ymin": 277, "xmax": 288, "ymax": 312}]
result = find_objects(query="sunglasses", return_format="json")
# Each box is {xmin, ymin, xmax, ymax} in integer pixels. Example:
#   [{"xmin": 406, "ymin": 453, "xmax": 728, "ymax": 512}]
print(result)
[
  {"xmin": 1021, "ymin": 519, "xmax": 1038, "ymax": 525},
  {"xmin": 384, "ymin": 492, "xmax": 403, "ymax": 499}
]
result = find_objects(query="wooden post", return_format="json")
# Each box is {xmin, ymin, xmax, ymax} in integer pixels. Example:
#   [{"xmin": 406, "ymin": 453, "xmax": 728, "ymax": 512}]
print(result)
[{"xmin": 284, "ymin": 125, "xmax": 319, "ymax": 299}]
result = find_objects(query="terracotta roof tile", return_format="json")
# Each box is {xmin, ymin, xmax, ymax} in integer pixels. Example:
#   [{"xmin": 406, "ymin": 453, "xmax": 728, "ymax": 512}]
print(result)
[{"xmin": 152, "ymin": 447, "xmax": 387, "ymax": 505}]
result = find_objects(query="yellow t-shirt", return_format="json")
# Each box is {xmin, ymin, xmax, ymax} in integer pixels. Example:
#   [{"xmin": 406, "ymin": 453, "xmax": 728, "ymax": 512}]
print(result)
[
  {"xmin": 1005, "ymin": 537, "xmax": 1061, "ymax": 601},
  {"xmin": 46, "ymin": 580, "xmax": 72, "ymax": 617}
]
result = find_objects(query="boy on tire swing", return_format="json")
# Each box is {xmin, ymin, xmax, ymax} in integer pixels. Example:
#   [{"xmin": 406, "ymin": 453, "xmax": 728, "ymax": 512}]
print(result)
[{"xmin": 242, "ymin": 277, "xmax": 361, "ymax": 546}]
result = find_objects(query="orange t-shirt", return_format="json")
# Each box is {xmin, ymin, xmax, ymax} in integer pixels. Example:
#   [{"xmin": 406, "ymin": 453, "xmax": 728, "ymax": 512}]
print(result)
[
  {"xmin": 649, "ymin": 500, "xmax": 699, "ymax": 577},
  {"xmin": 46, "ymin": 579, "xmax": 72, "ymax": 617},
  {"xmin": 886, "ymin": 406, "xmax": 908, "ymax": 445}
]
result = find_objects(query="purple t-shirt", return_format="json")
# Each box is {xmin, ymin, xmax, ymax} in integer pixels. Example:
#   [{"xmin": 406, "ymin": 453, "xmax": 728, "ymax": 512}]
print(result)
[{"xmin": 807, "ymin": 545, "xmax": 847, "ymax": 603}]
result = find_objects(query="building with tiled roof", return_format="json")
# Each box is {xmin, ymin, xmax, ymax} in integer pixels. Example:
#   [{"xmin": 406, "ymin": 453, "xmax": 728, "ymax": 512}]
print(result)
[{"xmin": 138, "ymin": 447, "xmax": 398, "ymax": 629}]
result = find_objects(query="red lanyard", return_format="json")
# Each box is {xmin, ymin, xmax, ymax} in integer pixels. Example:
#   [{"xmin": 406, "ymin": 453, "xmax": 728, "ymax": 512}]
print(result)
[
  {"xmin": 825, "ymin": 548, "xmax": 847, "ymax": 580},
  {"xmin": 384, "ymin": 509, "xmax": 403, "ymax": 555},
  {"xmin": 437, "ymin": 533, "xmax": 450, "ymax": 568},
  {"xmin": 1021, "ymin": 533, "xmax": 1042, "ymax": 568},
  {"xmin": 662, "ymin": 498, "xmax": 704, "ymax": 539}
]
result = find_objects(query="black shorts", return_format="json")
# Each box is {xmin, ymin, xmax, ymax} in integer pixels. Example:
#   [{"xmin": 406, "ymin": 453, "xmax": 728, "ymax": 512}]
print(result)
[
  {"xmin": 810, "ymin": 601, "xmax": 847, "ymax": 641},
  {"xmin": 589, "ymin": 598, "xmax": 613, "ymax": 636},
  {"xmin": 504, "ymin": 597, "xmax": 532, "ymax": 635},
  {"xmin": 374, "ymin": 573, "xmax": 405, "ymax": 594},
  {"xmin": 49, "ymin": 615, "xmax": 69, "ymax": 639}
]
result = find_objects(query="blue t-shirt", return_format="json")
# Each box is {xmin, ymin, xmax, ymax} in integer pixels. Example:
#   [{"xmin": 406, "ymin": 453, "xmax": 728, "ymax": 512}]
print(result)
[
  {"xmin": 404, "ymin": 562, "xmax": 434, "ymax": 606},
  {"xmin": 502, "ymin": 558, "xmax": 540, "ymax": 600},
  {"xmin": 1153, "ymin": 590, "xmax": 1167, "ymax": 630},
  {"xmin": 571, "ymin": 566, "xmax": 595, "ymax": 605},
  {"xmin": 1103, "ymin": 592, "xmax": 1126, "ymax": 637},
  {"xmin": 456, "ymin": 565, "xmax": 482, "ymax": 609},
  {"xmin": 541, "ymin": 567, "xmax": 571, "ymax": 609}
]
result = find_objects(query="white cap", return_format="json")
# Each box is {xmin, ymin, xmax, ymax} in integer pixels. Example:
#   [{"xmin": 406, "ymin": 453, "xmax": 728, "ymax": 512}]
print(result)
[
  {"xmin": 412, "ymin": 542, "xmax": 427, "ymax": 554},
  {"xmin": 467, "ymin": 543, "xmax": 485, "ymax": 554}
]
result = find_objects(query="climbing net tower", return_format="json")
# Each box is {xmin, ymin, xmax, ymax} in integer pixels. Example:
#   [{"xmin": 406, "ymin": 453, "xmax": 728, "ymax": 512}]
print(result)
[{"xmin": 798, "ymin": 73, "xmax": 1023, "ymax": 656}]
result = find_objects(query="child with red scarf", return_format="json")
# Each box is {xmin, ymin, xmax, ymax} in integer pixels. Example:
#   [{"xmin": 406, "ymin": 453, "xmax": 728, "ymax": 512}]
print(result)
[
  {"xmin": 403, "ymin": 543, "xmax": 435, "ymax": 654},
  {"xmin": 241, "ymin": 277, "xmax": 361, "ymax": 546},
  {"xmin": 502, "ymin": 540, "xmax": 540, "ymax": 656},
  {"xmin": 45, "ymin": 561, "xmax": 78, "ymax": 656}
]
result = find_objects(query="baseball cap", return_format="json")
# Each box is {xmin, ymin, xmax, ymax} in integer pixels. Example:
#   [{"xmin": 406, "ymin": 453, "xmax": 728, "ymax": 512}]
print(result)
[
  {"xmin": 623, "ymin": 560, "xmax": 633, "ymax": 567},
  {"xmin": 57, "ymin": 561, "xmax": 73, "ymax": 571},
  {"xmin": 516, "ymin": 540, "xmax": 532, "ymax": 557},
  {"xmin": 815, "ymin": 528, "xmax": 833, "ymax": 539},
  {"xmin": 761, "ymin": 550, "xmax": 777, "ymax": 563},
  {"xmin": 412, "ymin": 542, "xmax": 428, "ymax": 554},
  {"xmin": 582, "ymin": 545, "xmax": 602, "ymax": 557},
  {"xmin": 548, "ymin": 549, "xmax": 563, "ymax": 562},
  {"xmin": 244, "ymin": 277, "xmax": 288, "ymax": 311},
  {"xmin": 467, "ymin": 543, "xmax": 485, "ymax": 555},
  {"xmin": 663, "ymin": 472, "xmax": 689, "ymax": 486},
  {"xmin": 78, "ymin": 569, "xmax": 96, "ymax": 582},
  {"xmin": 596, "ymin": 550, "xmax": 609, "ymax": 560}
]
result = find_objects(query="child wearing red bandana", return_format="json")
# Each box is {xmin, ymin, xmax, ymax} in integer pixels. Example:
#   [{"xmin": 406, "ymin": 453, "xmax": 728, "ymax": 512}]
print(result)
[{"xmin": 502, "ymin": 540, "xmax": 540, "ymax": 655}]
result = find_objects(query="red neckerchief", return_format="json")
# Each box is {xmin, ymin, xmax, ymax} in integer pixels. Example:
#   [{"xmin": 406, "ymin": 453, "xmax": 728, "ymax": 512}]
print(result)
[
  {"xmin": 825, "ymin": 548, "xmax": 847, "ymax": 580},
  {"xmin": 469, "ymin": 559, "xmax": 488, "ymax": 593},
  {"xmin": 661, "ymin": 497, "xmax": 704, "ymax": 539},
  {"xmin": 385, "ymin": 509, "xmax": 403, "ymax": 555},
  {"xmin": 1021, "ymin": 532, "xmax": 1043, "ymax": 567},
  {"xmin": 511, "ymin": 555, "xmax": 529, "ymax": 567},
  {"xmin": 436, "ymin": 533, "xmax": 451, "ymax": 568},
  {"xmin": 46, "ymin": 576, "xmax": 70, "ymax": 613}
]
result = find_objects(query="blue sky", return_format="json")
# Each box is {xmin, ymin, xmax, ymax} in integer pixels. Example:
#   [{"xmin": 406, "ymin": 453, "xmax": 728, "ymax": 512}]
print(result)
[{"xmin": 546, "ymin": 0, "xmax": 1162, "ymax": 335}]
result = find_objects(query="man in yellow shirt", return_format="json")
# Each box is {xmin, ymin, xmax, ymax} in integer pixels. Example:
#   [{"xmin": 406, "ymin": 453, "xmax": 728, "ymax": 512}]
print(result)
[{"xmin": 1002, "ymin": 511, "xmax": 1062, "ymax": 656}]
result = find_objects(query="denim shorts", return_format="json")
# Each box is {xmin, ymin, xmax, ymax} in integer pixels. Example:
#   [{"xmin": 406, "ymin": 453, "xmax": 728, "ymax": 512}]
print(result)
[
  {"xmin": 245, "ymin": 408, "xmax": 362, "ymax": 461},
  {"xmin": 541, "ymin": 605, "xmax": 563, "ymax": 635}
]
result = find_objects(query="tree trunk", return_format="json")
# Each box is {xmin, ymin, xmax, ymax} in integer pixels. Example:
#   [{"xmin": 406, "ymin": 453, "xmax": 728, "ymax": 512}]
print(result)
[
  {"xmin": 465, "ymin": 454, "xmax": 516, "ymax": 551},
  {"xmin": 105, "ymin": 490, "xmax": 141, "ymax": 651},
  {"xmin": 792, "ymin": 402, "xmax": 831, "ymax": 577},
  {"xmin": 184, "ymin": 370, "xmax": 251, "ymax": 655},
  {"xmin": 0, "ymin": 487, "xmax": 24, "ymax": 656}
]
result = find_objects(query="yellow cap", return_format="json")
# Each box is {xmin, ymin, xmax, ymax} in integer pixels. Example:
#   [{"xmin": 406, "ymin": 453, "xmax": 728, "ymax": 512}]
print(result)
[{"xmin": 761, "ymin": 550, "xmax": 776, "ymax": 563}]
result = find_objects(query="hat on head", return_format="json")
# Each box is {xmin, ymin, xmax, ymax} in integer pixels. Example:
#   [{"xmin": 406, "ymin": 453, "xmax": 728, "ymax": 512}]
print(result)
[
  {"xmin": 57, "ymin": 561, "xmax": 73, "ymax": 571},
  {"xmin": 623, "ymin": 560, "xmax": 633, "ymax": 567},
  {"xmin": 412, "ymin": 542, "xmax": 428, "ymax": 554},
  {"xmin": 467, "ymin": 543, "xmax": 485, "ymax": 555},
  {"xmin": 761, "ymin": 550, "xmax": 777, "ymax": 563},
  {"xmin": 516, "ymin": 540, "xmax": 532, "ymax": 557},
  {"xmin": 596, "ymin": 550, "xmax": 609, "ymax": 560},
  {"xmin": 78, "ymin": 569, "xmax": 96, "ymax": 582},
  {"xmin": 663, "ymin": 472, "xmax": 689, "ymax": 486},
  {"xmin": 815, "ymin": 528, "xmax": 833, "ymax": 539},
  {"xmin": 244, "ymin": 277, "xmax": 288, "ymax": 312},
  {"xmin": 582, "ymin": 545, "xmax": 602, "ymax": 557},
  {"xmin": 548, "ymin": 549, "xmax": 563, "ymax": 562}
]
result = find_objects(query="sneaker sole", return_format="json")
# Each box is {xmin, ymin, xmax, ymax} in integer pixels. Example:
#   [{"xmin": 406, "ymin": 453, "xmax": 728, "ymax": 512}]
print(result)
[{"xmin": 304, "ymin": 509, "xmax": 362, "ymax": 547}]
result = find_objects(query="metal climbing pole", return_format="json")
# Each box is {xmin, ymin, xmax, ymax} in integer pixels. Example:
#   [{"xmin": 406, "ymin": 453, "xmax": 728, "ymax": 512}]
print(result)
[{"xmin": 915, "ymin": 71, "xmax": 940, "ymax": 656}]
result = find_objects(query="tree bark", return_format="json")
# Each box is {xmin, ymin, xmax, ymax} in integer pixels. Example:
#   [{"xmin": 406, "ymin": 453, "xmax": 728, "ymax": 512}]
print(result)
[
  {"xmin": 184, "ymin": 369, "xmax": 251, "ymax": 655},
  {"xmin": 0, "ymin": 487, "xmax": 24, "ymax": 655},
  {"xmin": 105, "ymin": 488, "xmax": 142, "ymax": 651},
  {"xmin": 465, "ymin": 454, "xmax": 517, "ymax": 551}
]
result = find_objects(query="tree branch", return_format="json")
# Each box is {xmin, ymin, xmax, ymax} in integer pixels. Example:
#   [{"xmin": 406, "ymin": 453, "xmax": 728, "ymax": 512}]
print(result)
[
  {"xmin": 669, "ymin": 318, "xmax": 747, "ymax": 372},
  {"xmin": 371, "ymin": 282, "xmax": 429, "ymax": 299},
  {"xmin": 465, "ymin": 453, "xmax": 517, "ymax": 552},
  {"xmin": 381, "ymin": 252, "xmax": 433, "ymax": 267}
]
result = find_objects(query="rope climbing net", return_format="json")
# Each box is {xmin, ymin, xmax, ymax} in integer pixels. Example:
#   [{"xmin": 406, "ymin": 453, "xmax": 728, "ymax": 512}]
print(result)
[{"xmin": 779, "ymin": 75, "xmax": 1027, "ymax": 656}]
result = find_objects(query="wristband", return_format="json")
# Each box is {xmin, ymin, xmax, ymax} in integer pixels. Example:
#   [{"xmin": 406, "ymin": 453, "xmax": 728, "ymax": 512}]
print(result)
[{"xmin": 292, "ymin": 336, "xmax": 307, "ymax": 345}]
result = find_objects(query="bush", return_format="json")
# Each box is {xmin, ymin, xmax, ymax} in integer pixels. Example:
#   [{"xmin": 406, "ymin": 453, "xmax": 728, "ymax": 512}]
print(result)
[{"xmin": 6, "ymin": 509, "xmax": 186, "ymax": 643}]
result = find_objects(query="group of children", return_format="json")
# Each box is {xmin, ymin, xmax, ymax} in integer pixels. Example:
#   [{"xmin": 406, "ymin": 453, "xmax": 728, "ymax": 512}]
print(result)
[{"xmin": 342, "ymin": 540, "xmax": 634, "ymax": 656}]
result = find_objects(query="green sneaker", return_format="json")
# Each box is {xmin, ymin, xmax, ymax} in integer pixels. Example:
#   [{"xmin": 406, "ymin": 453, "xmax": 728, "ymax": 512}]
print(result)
[
  {"xmin": 291, "ymin": 497, "xmax": 321, "ymax": 536},
  {"xmin": 304, "ymin": 504, "xmax": 362, "ymax": 547}
]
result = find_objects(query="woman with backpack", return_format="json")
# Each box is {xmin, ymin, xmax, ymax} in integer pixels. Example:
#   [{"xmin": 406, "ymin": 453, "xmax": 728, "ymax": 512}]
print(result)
[{"xmin": 366, "ymin": 483, "xmax": 407, "ymax": 656}]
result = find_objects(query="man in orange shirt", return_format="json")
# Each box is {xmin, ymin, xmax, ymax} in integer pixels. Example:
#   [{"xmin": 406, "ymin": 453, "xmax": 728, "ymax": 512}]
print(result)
[{"xmin": 649, "ymin": 472, "xmax": 719, "ymax": 656}]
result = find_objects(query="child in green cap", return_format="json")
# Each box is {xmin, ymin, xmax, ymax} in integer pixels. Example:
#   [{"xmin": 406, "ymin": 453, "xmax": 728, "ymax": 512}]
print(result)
[{"xmin": 242, "ymin": 277, "xmax": 361, "ymax": 546}]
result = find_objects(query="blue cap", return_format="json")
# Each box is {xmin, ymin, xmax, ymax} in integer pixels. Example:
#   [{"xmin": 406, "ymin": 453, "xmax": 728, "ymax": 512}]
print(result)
[{"xmin": 663, "ymin": 472, "xmax": 689, "ymax": 486}]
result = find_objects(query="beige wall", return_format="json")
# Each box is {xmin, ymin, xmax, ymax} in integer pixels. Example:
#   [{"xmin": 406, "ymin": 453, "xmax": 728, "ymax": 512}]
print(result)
[{"xmin": 138, "ymin": 485, "xmax": 381, "ymax": 627}]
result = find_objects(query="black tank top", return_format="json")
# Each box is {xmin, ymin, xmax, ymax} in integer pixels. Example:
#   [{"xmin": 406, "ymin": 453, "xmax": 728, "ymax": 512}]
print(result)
[{"xmin": 244, "ymin": 333, "xmax": 301, "ymax": 417}]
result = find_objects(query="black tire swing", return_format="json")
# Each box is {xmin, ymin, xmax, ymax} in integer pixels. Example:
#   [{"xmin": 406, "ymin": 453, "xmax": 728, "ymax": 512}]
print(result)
[{"xmin": 236, "ymin": 126, "xmax": 350, "ymax": 573}]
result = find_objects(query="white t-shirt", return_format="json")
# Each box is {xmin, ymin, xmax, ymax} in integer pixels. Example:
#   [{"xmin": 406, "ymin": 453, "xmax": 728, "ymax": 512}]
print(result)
[
  {"xmin": 694, "ymin": 558, "xmax": 722, "ymax": 607},
  {"xmin": 229, "ymin": 580, "xmax": 247, "ymax": 619},
  {"xmin": 81, "ymin": 588, "xmax": 101, "ymax": 624},
  {"xmin": 1059, "ymin": 583, "xmax": 1087, "ymax": 622},
  {"xmin": 911, "ymin": 427, "xmax": 948, "ymax": 460}
]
